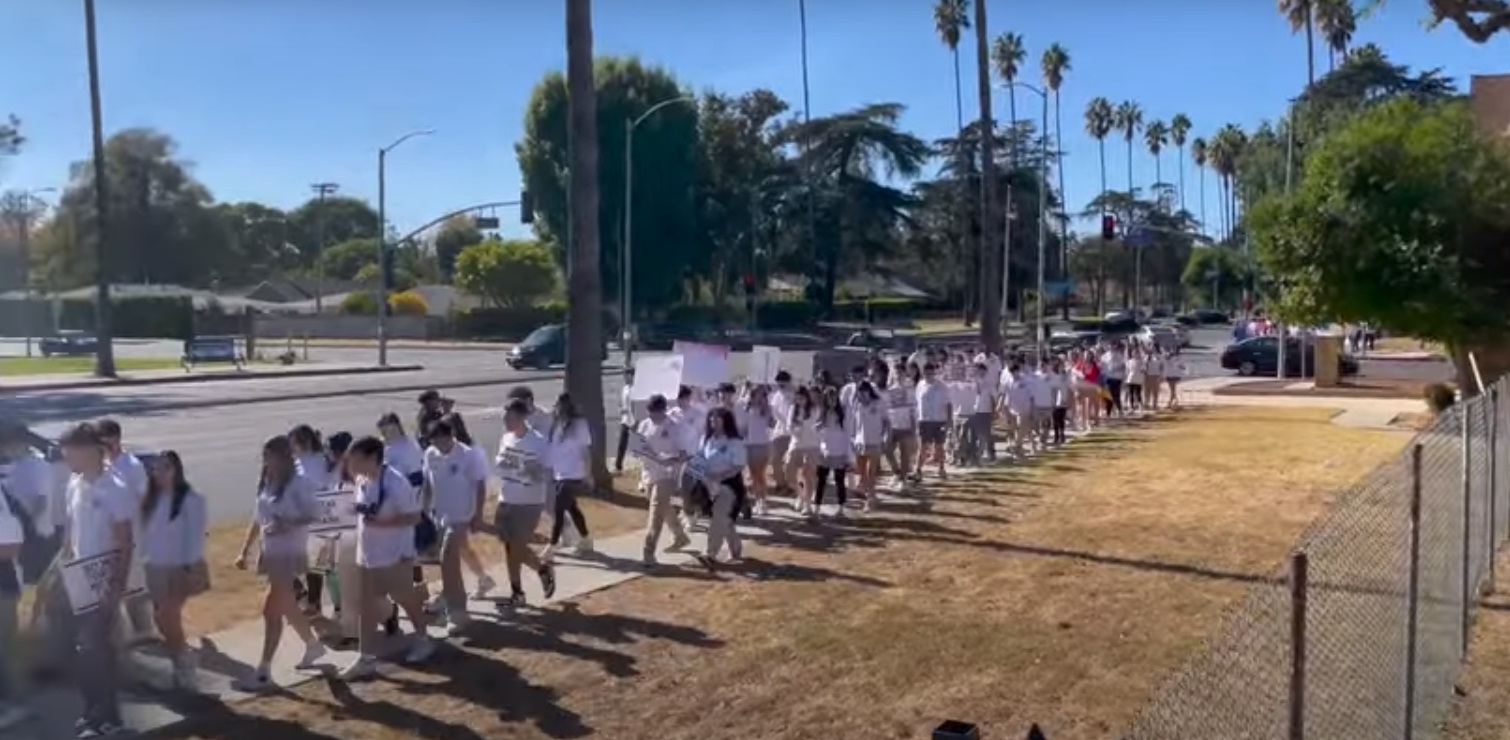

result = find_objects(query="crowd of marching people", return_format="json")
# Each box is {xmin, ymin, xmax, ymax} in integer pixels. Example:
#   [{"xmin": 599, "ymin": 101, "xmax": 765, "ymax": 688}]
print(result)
[{"xmin": 0, "ymin": 336, "xmax": 1184, "ymax": 738}]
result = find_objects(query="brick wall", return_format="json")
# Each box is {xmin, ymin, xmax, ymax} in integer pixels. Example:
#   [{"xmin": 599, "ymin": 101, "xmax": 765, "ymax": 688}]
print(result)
[{"xmin": 1470, "ymin": 74, "xmax": 1510, "ymax": 138}]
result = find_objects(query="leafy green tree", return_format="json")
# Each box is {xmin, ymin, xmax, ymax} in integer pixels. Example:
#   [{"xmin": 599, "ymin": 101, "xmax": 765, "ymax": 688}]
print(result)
[
  {"xmin": 432, "ymin": 215, "xmax": 482, "ymax": 280},
  {"xmin": 340, "ymin": 291, "xmax": 377, "ymax": 315},
  {"xmin": 214, "ymin": 202, "xmax": 294, "ymax": 283},
  {"xmin": 318, "ymin": 237, "xmax": 378, "ymax": 281},
  {"xmin": 286, "ymin": 195, "xmax": 379, "ymax": 267},
  {"xmin": 453, "ymin": 238, "xmax": 558, "ymax": 307},
  {"xmin": 1249, "ymin": 99, "xmax": 1510, "ymax": 388},
  {"xmin": 0, "ymin": 114, "xmax": 20, "ymax": 159},
  {"xmin": 516, "ymin": 56, "xmax": 700, "ymax": 316},
  {"xmin": 1359, "ymin": 0, "xmax": 1510, "ymax": 42},
  {"xmin": 695, "ymin": 89, "xmax": 790, "ymax": 305},
  {"xmin": 1182, "ymin": 246, "xmax": 1249, "ymax": 309},
  {"xmin": 352, "ymin": 262, "xmax": 416, "ymax": 291}
]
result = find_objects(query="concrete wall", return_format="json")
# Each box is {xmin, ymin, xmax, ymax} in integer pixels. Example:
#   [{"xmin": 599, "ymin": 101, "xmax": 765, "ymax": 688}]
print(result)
[{"xmin": 253, "ymin": 314, "xmax": 444, "ymax": 340}]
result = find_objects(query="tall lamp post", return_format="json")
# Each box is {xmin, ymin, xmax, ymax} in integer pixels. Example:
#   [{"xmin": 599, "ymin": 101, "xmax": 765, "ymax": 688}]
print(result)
[
  {"xmin": 999, "ymin": 81, "xmax": 1051, "ymax": 360},
  {"xmin": 622, "ymin": 96, "xmax": 695, "ymax": 370},
  {"xmin": 376, "ymin": 128, "xmax": 434, "ymax": 367}
]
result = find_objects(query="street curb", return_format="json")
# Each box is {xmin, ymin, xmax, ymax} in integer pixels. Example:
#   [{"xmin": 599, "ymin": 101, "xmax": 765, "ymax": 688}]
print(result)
[
  {"xmin": 1, "ymin": 364, "xmax": 426, "ymax": 393},
  {"xmin": 1369, "ymin": 353, "xmax": 1446, "ymax": 363},
  {"xmin": 301, "ymin": 342, "xmax": 514, "ymax": 352}
]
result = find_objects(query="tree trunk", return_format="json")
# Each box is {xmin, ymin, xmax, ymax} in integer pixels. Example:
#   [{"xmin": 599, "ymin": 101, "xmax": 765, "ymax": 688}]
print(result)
[
  {"xmin": 1055, "ymin": 89, "xmax": 1070, "ymax": 320},
  {"xmin": 972, "ymin": 0, "xmax": 1001, "ymax": 353},
  {"xmin": 952, "ymin": 49, "xmax": 974, "ymax": 326},
  {"xmin": 1177, "ymin": 145, "xmax": 1186, "ymax": 212},
  {"xmin": 1126, "ymin": 138, "xmax": 1138, "ymax": 310},
  {"xmin": 565, "ymin": 0, "xmax": 611, "ymax": 487},
  {"xmin": 1304, "ymin": 6, "xmax": 1316, "ymax": 87}
]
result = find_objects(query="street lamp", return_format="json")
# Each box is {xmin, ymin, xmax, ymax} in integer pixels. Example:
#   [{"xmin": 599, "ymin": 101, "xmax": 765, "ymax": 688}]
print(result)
[
  {"xmin": 622, "ymin": 96, "xmax": 695, "ymax": 369},
  {"xmin": 376, "ymin": 128, "xmax": 434, "ymax": 367},
  {"xmin": 997, "ymin": 81, "xmax": 1051, "ymax": 360}
]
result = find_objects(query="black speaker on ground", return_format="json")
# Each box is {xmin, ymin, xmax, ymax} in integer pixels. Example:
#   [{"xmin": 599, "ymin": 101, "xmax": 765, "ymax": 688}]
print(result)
[{"xmin": 933, "ymin": 719, "xmax": 980, "ymax": 740}]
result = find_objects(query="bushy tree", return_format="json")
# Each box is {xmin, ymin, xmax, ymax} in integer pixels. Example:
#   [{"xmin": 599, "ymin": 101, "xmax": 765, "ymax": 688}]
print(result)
[
  {"xmin": 454, "ymin": 238, "xmax": 558, "ymax": 307},
  {"xmin": 432, "ymin": 215, "xmax": 483, "ymax": 280}
]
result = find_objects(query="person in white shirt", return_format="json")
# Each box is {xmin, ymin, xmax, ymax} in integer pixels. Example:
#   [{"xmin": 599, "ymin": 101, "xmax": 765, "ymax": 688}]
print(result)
[
  {"xmin": 1165, "ymin": 354, "xmax": 1186, "ymax": 409},
  {"xmin": 377, "ymin": 413, "xmax": 430, "ymax": 606},
  {"xmin": 1125, "ymin": 349, "xmax": 1145, "ymax": 412},
  {"xmin": 739, "ymin": 384, "xmax": 776, "ymax": 515},
  {"xmin": 813, "ymin": 388, "xmax": 855, "ymax": 520},
  {"xmin": 613, "ymin": 368, "xmax": 637, "ymax": 474},
  {"xmin": 1143, "ymin": 349, "xmax": 1166, "ymax": 411},
  {"xmin": 289, "ymin": 424, "xmax": 334, "ymax": 618},
  {"xmin": 233, "ymin": 436, "xmax": 326, "ymax": 691},
  {"xmin": 635, "ymin": 395, "xmax": 692, "ymax": 565},
  {"xmin": 1045, "ymin": 359, "xmax": 1072, "ymax": 445},
  {"xmin": 787, "ymin": 386, "xmax": 821, "ymax": 515},
  {"xmin": 1003, "ymin": 364, "xmax": 1037, "ymax": 456},
  {"xmin": 967, "ymin": 362, "xmax": 996, "ymax": 463},
  {"xmin": 0, "ymin": 425, "xmax": 55, "ymax": 580},
  {"xmin": 1099, "ymin": 345, "xmax": 1128, "ymax": 418},
  {"xmin": 885, "ymin": 364, "xmax": 921, "ymax": 485},
  {"xmin": 0, "ymin": 443, "xmax": 28, "ymax": 731},
  {"xmin": 768, "ymin": 371, "xmax": 796, "ymax": 495},
  {"xmin": 493, "ymin": 400, "xmax": 558, "ymax": 609},
  {"xmin": 98, "ymin": 418, "xmax": 156, "ymax": 645},
  {"xmin": 691, "ymin": 409, "xmax": 748, "ymax": 567},
  {"xmin": 915, "ymin": 364, "xmax": 951, "ymax": 479},
  {"xmin": 338, "ymin": 436, "xmax": 434, "ymax": 681},
  {"xmin": 421, "ymin": 420, "xmax": 490, "ymax": 634},
  {"xmin": 1027, "ymin": 363, "xmax": 1055, "ymax": 448},
  {"xmin": 52, "ymin": 423, "xmax": 136, "ymax": 735},
  {"xmin": 545, "ymin": 393, "xmax": 595, "ymax": 558},
  {"xmin": 850, "ymin": 382, "xmax": 886, "ymax": 513},
  {"xmin": 140, "ymin": 451, "xmax": 209, "ymax": 690},
  {"xmin": 669, "ymin": 385, "xmax": 709, "ymax": 456}
]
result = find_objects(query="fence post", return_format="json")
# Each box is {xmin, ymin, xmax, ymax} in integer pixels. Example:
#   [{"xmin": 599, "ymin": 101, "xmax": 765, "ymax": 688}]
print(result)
[
  {"xmin": 1404, "ymin": 443, "xmax": 1424, "ymax": 740},
  {"xmin": 1288, "ymin": 550, "xmax": 1309, "ymax": 740},
  {"xmin": 1462, "ymin": 406, "xmax": 1474, "ymax": 657},
  {"xmin": 1489, "ymin": 389, "xmax": 1499, "ymax": 589}
]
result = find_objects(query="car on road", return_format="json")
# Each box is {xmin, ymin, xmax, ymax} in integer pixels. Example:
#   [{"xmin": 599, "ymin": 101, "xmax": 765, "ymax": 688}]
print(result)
[
  {"xmin": 843, "ymin": 328, "xmax": 918, "ymax": 354},
  {"xmin": 507, "ymin": 324, "xmax": 569, "ymax": 369},
  {"xmin": 1176, "ymin": 309, "xmax": 1230, "ymax": 327},
  {"xmin": 1219, "ymin": 335, "xmax": 1360, "ymax": 377},
  {"xmin": 39, "ymin": 331, "xmax": 99, "ymax": 357},
  {"xmin": 1136, "ymin": 325, "xmax": 1186, "ymax": 354}
]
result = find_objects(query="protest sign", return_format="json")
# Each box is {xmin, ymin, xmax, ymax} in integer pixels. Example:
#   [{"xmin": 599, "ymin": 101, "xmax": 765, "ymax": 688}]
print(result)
[
  {"xmin": 673, "ymin": 340, "xmax": 731, "ymax": 388},
  {"xmin": 62, "ymin": 551, "xmax": 146, "ymax": 615},
  {"xmin": 749, "ymin": 345, "xmax": 781, "ymax": 384},
  {"xmin": 631, "ymin": 354, "xmax": 683, "ymax": 401},
  {"xmin": 497, "ymin": 448, "xmax": 541, "ymax": 486},
  {"xmin": 309, "ymin": 488, "xmax": 357, "ymax": 535}
]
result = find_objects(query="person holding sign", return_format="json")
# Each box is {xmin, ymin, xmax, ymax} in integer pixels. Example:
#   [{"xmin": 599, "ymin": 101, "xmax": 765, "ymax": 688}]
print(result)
[
  {"xmin": 420, "ymin": 419, "xmax": 491, "ymax": 634},
  {"xmin": 232, "ymin": 436, "xmax": 327, "ymax": 692},
  {"xmin": 139, "ymin": 452, "xmax": 209, "ymax": 690},
  {"xmin": 690, "ymin": 409, "xmax": 747, "ymax": 569},
  {"xmin": 53, "ymin": 423, "xmax": 135, "ymax": 737},
  {"xmin": 493, "ymin": 400, "xmax": 558, "ymax": 608},
  {"xmin": 635, "ymin": 395, "xmax": 691, "ymax": 566},
  {"xmin": 0, "ymin": 463, "xmax": 28, "ymax": 731}
]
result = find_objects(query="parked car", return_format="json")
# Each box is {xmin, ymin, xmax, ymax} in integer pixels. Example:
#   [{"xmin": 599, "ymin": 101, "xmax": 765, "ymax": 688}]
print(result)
[
  {"xmin": 1219, "ymin": 336, "xmax": 1360, "ymax": 377},
  {"xmin": 1136, "ymin": 325, "xmax": 1185, "ymax": 354},
  {"xmin": 843, "ymin": 328, "xmax": 918, "ymax": 354},
  {"xmin": 39, "ymin": 331, "xmax": 99, "ymax": 357}
]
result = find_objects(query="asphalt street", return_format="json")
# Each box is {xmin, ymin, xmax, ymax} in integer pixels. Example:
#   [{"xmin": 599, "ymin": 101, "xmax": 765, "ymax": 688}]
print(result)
[{"xmin": 3, "ymin": 328, "xmax": 1449, "ymax": 526}]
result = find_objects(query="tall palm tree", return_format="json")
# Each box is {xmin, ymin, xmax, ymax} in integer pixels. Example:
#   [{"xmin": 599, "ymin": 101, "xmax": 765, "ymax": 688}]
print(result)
[
  {"xmin": 564, "ymin": 0, "xmax": 610, "ymax": 484},
  {"xmin": 972, "ymin": 0, "xmax": 1001, "ymax": 350},
  {"xmin": 1084, "ymin": 97, "xmax": 1114, "ymax": 208},
  {"xmin": 933, "ymin": 0, "xmax": 974, "ymax": 322},
  {"xmin": 1169, "ymin": 113, "xmax": 1191, "ymax": 211},
  {"xmin": 991, "ymin": 32, "xmax": 1026, "ymax": 160},
  {"xmin": 1143, "ymin": 119, "xmax": 1168, "ymax": 206},
  {"xmin": 1279, "ymin": 0, "xmax": 1319, "ymax": 85},
  {"xmin": 1040, "ymin": 42, "xmax": 1071, "ymax": 317},
  {"xmin": 1191, "ymin": 136, "xmax": 1209, "ymax": 236},
  {"xmin": 1113, "ymin": 100, "xmax": 1142, "ymax": 308},
  {"xmin": 1314, "ymin": 0, "xmax": 1356, "ymax": 70}
]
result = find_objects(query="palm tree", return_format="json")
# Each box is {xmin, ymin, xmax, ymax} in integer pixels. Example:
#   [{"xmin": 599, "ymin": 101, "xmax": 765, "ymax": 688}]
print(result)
[
  {"xmin": 933, "ymin": 0, "xmax": 973, "ymax": 322},
  {"xmin": 1084, "ymin": 98, "xmax": 1114, "ymax": 208},
  {"xmin": 1143, "ymin": 119, "xmax": 1168, "ymax": 206},
  {"xmin": 972, "ymin": 0, "xmax": 1001, "ymax": 350},
  {"xmin": 1169, "ymin": 113, "xmax": 1191, "ymax": 211},
  {"xmin": 1040, "ymin": 42, "xmax": 1071, "ymax": 317},
  {"xmin": 564, "ymin": 0, "xmax": 610, "ymax": 485},
  {"xmin": 1279, "ymin": 0, "xmax": 1319, "ymax": 85},
  {"xmin": 1191, "ymin": 136, "xmax": 1209, "ymax": 236},
  {"xmin": 1314, "ymin": 0, "xmax": 1356, "ymax": 70},
  {"xmin": 991, "ymin": 32, "xmax": 1026, "ymax": 161},
  {"xmin": 1113, "ymin": 100, "xmax": 1142, "ymax": 308}
]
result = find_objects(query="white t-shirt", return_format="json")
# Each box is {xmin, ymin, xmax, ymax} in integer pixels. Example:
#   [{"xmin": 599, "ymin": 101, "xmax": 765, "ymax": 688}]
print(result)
[
  {"xmin": 423, "ymin": 443, "xmax": 488, "ymax": 526},
  {"xmin": 497, "ymin": 429, "xmax": 551, "ymax": 506},
  {"xmin": 669, "ymin": 403, "xmax": 707, "ymax": 454},
  {"xmin": 620, "ymin": 384, "xmax": 636, "ymax": 427},
  {"xmin": 789, "ymin": 409, "xmax": 820, "ymax": 450},
  {"xmin": 2, "ymin": 451, "xmax": 55, "ymax": 537},
  {"xmin": 738, "ymin": 406, "xmax": 773, "ymax": 445},
  {"xmin": 255, "ymin": 472, "xmax": 320, "ymax": 558},
  {"xmin": 817, "ymin": 411, "xmax": 853, "ymax": 462},
  {"xmin": 547, "ymin": 418, "xmax": 593, "ymax": 481},
  {"xmin": 142, "ymin": 490, "xmax": 208, "ymax": 567},
  {"xmin": 1028, "ymin": 373, "xmax": 1054, "ymax": 409},
  {"xmin": 1100, "ymin": 352, "xmax": 1127, "ymax": 381},
  {"xmin": 697, "ymin": 435, "xmax": 748, "ymax": 481},
  {"xmin": 384, "ymin": 437, "xmax": 425, "ymax": 480},
  {"xmin": 66, "ymin": 470, "xmax": 136, "ymax": 560},
  {"xmin": 916, "ymin": 380, "xmax": 950, "ymax": 422},
  {"xmin": 839, "ymin": 382, "xmax": 858, "ymax": 413},
  {"xmin": 851, "ymin": 401, "xmax": 886, "ymax": 446},
  {"xmin": 109, "ymin": 451, "xmax": 148, "ymax": 507},
  {"xmin": 635, "ymin": 417, "xmax": 684, "ymax": 482},
  {"xmin": 0, "ymin": 493, "xmax": 22, "ymax": 588},
  {"xmin": 1046, "ymin": 372, "xmax": 1071, "ymax": 407},
  {"xmin": 354, "ymin": 465, "xmax": 421, "ymax": 568},
  {"xmin": 526, "ymin": 407, "xmax": 554, "ymax": 436},
  {"xmin": 296, "ymin": 453, "xmax": 335, "ymax": 491},
  {"xmin": 1126, "ymin": 357, "xmax": 1145, "ymax": 385},
  {"xmin": 1145, "ymin": 355, "xmax": 1165, "ymax": 376},
  {"xmin": 1006, "ymin": 381, "xmax": 1035, "ymax": 415},
  {"xmin": 770, "ymin": 388, "xmax": 794, "ymax": 438}
]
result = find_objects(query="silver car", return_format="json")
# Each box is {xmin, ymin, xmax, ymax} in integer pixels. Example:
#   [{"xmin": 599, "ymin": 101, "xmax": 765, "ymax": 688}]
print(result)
[{"xmin": 1137, "ymin": 325, "xmax": 1184, "ymax": 354}]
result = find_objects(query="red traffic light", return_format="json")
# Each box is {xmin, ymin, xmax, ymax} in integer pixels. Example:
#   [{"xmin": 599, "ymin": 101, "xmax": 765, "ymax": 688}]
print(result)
[
  {"xmin": 743, "ymin": 273, "xmax": 755, "ymax": 287},
  {"xmin": 1100, "ymin": 214, "xmax": 1117, "ymax": 240}
]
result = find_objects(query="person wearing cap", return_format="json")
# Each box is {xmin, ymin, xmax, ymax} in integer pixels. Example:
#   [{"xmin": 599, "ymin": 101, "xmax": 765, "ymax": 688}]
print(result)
[{"xmin": 415, "ymin": 390, "xmax": 445, "ymax": 448}]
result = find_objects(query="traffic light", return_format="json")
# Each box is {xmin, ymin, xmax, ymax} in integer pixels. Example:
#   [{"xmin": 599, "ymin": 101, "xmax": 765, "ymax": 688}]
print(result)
[
  {"xmin": 520, "ymin": 189, "xmax": 534, "ymax": 224},
  {"xmin": 1100, "ymin": 214, "xmax": 1117, "ymax": 241},
  {"xmin": 742, "ymin": 273, "xmax": 756, "ymax": 296}
]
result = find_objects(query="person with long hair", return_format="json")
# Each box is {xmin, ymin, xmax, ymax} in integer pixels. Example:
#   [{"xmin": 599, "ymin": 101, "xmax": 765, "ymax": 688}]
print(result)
[
  {"xmin": 813, "ymin": 387, "xmax": 854, "ymax": 520},
  {"xmin": 140, "ymin": 451, "xmax": 209, "ymax": 690},
  {"xmin": 850, "ymin": 381, "xmax": 885, "ymax": 514},
  {"xmin": 545, "ymin": 393, "xmax": 594, "ymax": 558},
  {"xmin": 885, "ymin": 362, "xmax": 920, "ymax": 485},
  {"xmin": 786, "ymin": 386, "xmax": 820, "ymax": 515},
  {"xmin": 233, "ymin": 436, "xmax": 326, "ymax": 691},
  {"xmin": 288, "ymin": 425, "xmax": 329, "ymax": 617},
  {"xmin": 1072, "ymin": 350, "xmax": 1103, "ymax": 431},
  {"xmin": 323, "ymin": 431, "xmax": 364, "ymax": 647},
  {"xmin": 693, "ymin": 408, "xmax": 747, "ymax": 569},
  {"xmin": 914, "ymin": 363, "xmax": 950, "ymax": 479},
  {"xmin": 739, "ymin": 384, "xmax": 775, "ymax": 516}
]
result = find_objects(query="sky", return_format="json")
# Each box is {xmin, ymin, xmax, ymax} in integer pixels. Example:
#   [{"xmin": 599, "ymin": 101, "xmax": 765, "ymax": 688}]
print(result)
[{"xmin": 0, "ymin": 0, "xmax": 1505, "ymax": 243}]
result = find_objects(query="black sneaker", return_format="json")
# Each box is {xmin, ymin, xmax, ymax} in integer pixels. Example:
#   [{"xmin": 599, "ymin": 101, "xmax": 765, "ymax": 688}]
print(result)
[
  {"xmin": 539, "ymin": 564, "xmax": 557, "ymax": 599},
  {"xmin": 383, "ymin": 608, "xmax": 400, "ymax": 636}
]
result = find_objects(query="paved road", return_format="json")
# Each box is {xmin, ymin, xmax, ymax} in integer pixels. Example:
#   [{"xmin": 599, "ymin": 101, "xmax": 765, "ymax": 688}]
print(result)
[{"xmin": 0, "ymin": 337, "xmax": 511, "ymax": 369}]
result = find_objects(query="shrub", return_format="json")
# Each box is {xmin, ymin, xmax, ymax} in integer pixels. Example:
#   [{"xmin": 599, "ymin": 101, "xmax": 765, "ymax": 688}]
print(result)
[
  {"xmin": 1423, "ymin": 382, "xmax": 1457, "ymax": 414},
  {"xmin": 388, "ymin": 290, "xmax": 429, "ymax": 317},
  {"xmin": 340, "ymin": 292, "xmax": 377, "ymax": 315}
]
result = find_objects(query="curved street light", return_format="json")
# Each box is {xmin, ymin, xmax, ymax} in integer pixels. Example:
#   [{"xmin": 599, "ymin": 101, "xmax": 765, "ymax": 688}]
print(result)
[
  {"xmin": 997, "ymin": 81, "xmax": 1051, "ymax": 360},
  {"xmin": 623, "ymin": 96, "xmax": 697, "ymax": 368},
  {"xmin": 376, "ymin": 128, "xmax": 435, "ymax": 367}
]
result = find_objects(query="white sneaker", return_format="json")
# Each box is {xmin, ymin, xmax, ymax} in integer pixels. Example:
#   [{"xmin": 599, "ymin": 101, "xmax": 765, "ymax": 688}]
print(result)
[
  {"xmin": 574, "ymin": 537, "xmax": 594, "ymax": 555},
  {"xmin": 405, "ymin": 636, "xmax": 436, "ymax": 663},
  {"xmin": 471, "ymin": 574, "xmax": 497, "ymax": 599},
  {"xmin": 338, "ymin": 655, "xmax": 377, "ymax": 681},
  {"xmin": 296, "ymin": 642, "xmax": 328, "ymax": 670},
  {"xmin": 232, "ymin": 670, "xmax": 273, "ymax": 693},
  {"xmin": 423, "ymin": 594, "xmax": 445, "ymax": 615}
]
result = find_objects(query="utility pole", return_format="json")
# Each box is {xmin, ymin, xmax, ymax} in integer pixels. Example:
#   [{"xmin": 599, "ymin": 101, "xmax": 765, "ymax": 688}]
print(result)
[
  {"xmin": 309, "ymin": 182, "xmax": 338, "ymax": 312},
  {"xmin": 82, "ymin": 0, "xmax": 115, "ymax": 377}
]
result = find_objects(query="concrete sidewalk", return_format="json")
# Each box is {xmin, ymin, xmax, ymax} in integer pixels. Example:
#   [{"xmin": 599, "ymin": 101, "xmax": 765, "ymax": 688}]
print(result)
[
  {"xmin": 15, "ymin": 421, "xmax": 1110, "ymax": 739},
  {"xmin": 1, "ymin": 362, "xmax": 424, "ymax": 393}
]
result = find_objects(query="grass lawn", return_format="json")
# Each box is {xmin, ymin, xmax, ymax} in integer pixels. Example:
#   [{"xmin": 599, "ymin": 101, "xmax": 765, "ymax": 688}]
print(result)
[
  {"xmin": 1375, "ymin": 336, "xmax": 1444, "ymax": 355},
  {"xmin": 146, "ymin": 406, "xmax": 1410, "ymax": 740},
  {"xmin": 0, "ymin": 355, "xmax": 183, "ymax": 376}
]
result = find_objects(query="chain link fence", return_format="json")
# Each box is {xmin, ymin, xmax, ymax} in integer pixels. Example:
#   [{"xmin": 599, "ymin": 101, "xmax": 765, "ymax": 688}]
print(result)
[{"xmin": 1123, "ymin": 375, "xmax": 1509, "ymax": 740}]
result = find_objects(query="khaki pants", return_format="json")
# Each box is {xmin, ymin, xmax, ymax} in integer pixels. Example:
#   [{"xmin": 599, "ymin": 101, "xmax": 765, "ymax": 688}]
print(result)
[
  {"xmin": 438, "ymin": 525, "xmax": 471, "ymax": 619},
  {"xmin": 705, "ymin": 486, "xmax": 742, "ymax": 560},
  {"xmin": 358, "ymin": 562, "xmax": 415, "ymax": 658},
  {"xmin": 770, "ymin": 435, "xmax": 792, "ymax": 488},
  {"xmin": 643, "ymin": 479, "xmax": 689, "ymax": 559},
  {"xmin": 334, "ymin": 545, "xmax": 361, "ymax": 639}
]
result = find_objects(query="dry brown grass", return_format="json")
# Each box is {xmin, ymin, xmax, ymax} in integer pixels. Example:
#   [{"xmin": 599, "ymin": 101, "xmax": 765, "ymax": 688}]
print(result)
[
  {"xmin": 1214, "ymin": 377, "xmax": 1431, "ymax": 400},
  {"xmin": 179, "ymin": 474, "xmax": 649, "ymax": 637},
  {"xmin": 1440, "ymin": 547, "xmax": 1510, "ymax": 740},
  {"xmin": 146, "ymin": 408, "xmax": 1407, "ymax": 740},
  {"xmin": 1375, "ymin": 336, "xmax": 1444, "ymax": 355}
]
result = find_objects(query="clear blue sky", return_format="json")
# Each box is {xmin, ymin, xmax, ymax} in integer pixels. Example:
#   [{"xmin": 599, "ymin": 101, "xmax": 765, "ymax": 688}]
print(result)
[{"xmin": 0, "ymin": 0, "xmax": 1504, "ymax": 240}]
